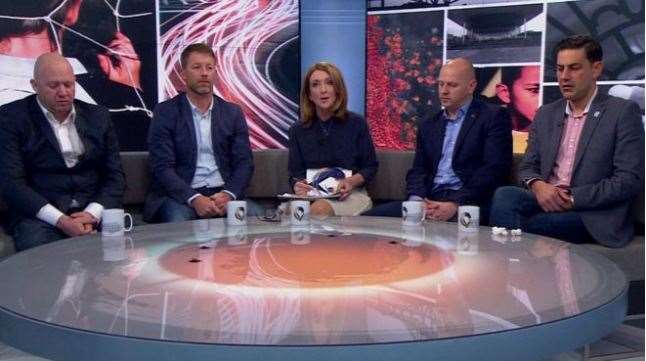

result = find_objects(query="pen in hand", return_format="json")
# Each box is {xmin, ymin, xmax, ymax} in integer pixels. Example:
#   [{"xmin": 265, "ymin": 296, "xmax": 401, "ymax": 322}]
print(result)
[{"xmin": 293, "ymin": 178, "xmax": 314, "ymax": 196}]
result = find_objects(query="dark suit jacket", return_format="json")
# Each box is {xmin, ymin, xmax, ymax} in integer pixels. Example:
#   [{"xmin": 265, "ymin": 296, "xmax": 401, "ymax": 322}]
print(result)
[
  {"xmin": 0, "ymin": 95, "xmax": 125, "ymax": 228},
  {"xmin": 406, "ymin": 98, "xmax": 512, "ymax": 206},
  {"xmin": 144, "ymin": 93, "xmax": 253, "ymax": 222},
  {"xmin": 519, "ymin": 94, "xmax": 644, "ymax": 247}
]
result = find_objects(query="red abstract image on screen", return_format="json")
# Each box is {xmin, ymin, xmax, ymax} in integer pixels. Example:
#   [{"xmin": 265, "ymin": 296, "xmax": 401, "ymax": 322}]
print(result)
[{"xmin": 366, "ymin": 12, "xmax": 444, "ymax": 150}]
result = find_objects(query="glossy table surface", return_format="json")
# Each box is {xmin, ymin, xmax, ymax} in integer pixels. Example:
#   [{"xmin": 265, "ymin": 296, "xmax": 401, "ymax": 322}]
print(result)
[{"xmin": 0, "ymin": 217, "xmax": 628, "ymax": 360}]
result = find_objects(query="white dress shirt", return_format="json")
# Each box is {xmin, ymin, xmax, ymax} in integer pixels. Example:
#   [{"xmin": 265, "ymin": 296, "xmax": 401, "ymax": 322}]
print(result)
[
  {"xmin": 186, "ymin": 98, "xmax": 235, "ymax": 204},
  {"xmin": 34, "ymin": 99, "xmax": 103, "ymax": 226}
]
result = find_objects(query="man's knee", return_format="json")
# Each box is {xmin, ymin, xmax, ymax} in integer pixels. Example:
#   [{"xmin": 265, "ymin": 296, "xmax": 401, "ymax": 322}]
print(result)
[
  {"xmin": 311, "ymin": 200, "xmax": 334, "ymax": 217},
  {"xmin": 490, "ymin": 186, "xmax": 525, "ymax": 227},
  {"xmin": 157, "ymin": 199, "xmax": 197, "ymax": 223},
  {"xmin": 362, "ymin": 201, "xmax": 402, "ymax": 217},
  {"xmin": 492, "ymin": 186, "xmax": 524, "ymax": 205},
  {"xmin": 12, "ymin": 219, "xmax": 64, "ymax": 252}
]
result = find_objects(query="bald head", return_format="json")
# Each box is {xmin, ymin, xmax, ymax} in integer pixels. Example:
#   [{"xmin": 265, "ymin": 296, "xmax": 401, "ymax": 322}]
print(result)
[
  {"xmin": 443, "ymin": 58, "xmax": 475, "ymax": 81},
  {"xmin": 438, "ymin": 58, "xmax": 477, "ymax": 115},
  {"xmin": 33, "ymin": 52, "xmax": 74, "ymax": 80},
  {"xmin": 31, "ymin": 52, "xmax": 76, "ymax": 121}
]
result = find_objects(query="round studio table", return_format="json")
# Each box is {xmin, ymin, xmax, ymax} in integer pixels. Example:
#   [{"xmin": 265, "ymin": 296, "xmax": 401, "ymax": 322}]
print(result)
[{"xmin": 0, "ymin": 217, "xmax": 627, "ymax": 361}]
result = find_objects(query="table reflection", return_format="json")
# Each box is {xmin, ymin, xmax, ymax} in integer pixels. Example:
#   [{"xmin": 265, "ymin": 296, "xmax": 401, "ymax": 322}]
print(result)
[{"xmin": 0, "ymin": 218, "xmax": 624, "ymax": 347}]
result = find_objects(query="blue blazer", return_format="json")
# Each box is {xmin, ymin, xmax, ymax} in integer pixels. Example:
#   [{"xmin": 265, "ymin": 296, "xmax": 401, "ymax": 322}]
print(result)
[
  {"xmin": 144, "ymin": 93, "xmax": 254, "ymax": 222},
  {"xmin": 0, "ymin": 94, "xmax": 125, "ymax": 227},
  {"xmin": 406, "ymin": 98, "xmax": 512, "ymax": 205}
]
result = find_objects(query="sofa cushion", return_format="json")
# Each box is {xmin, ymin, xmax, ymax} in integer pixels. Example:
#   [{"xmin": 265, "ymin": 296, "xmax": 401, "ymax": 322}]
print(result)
[
  {"xmin": 366, "ymin": 150, "xmax": 415, "ymax": 200},
  {"xmin": 247, "ymin": 149, "xmax": 290, "ymax": 198},
  {"xmin": 121, "ymin": 151, "xmax": 150, "ymax": 206}
]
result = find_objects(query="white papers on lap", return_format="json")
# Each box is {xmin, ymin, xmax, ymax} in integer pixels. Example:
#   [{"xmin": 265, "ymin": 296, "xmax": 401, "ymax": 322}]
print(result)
[
  {"xmin": 317, "ymin": 177, "xmax": 339, "ymax": 194},
  {"xmin": 306, "ymin": 167, "xmax": 352, "ymax": 195},
  {"xmin": 306, "ymin": 168, "xmax": 352, "ymax": 183},
  {"xmin": 277, "ymin": 193, "xmax": 341, "ymax": 200}
]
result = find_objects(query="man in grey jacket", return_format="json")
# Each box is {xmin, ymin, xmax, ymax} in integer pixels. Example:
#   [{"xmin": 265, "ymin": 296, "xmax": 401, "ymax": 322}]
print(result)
[{"xmin": 490, "ymin": 35, "xmax": 644, "ymax": 248}]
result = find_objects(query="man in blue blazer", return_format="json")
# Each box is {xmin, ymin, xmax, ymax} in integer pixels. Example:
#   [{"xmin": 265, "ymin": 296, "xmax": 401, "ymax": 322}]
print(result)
[
  {"xmin": 144, "ymin": 43, "xmax": 254, "ymax": 223},
  {"xmin": 0, "ymin": 53, "xmax": 125, "ymax": 251},
  {"xmin": 364, "ymin": 58, "xmax": 512, "ymax": 222},
  {"xmin": 490, "ymin": 35, "xmax": 644, "ymax": 247}
]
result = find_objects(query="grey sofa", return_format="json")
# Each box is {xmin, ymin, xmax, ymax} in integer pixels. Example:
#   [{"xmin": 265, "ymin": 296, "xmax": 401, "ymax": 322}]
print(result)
[{"xmin": 1, "ymin": 150, "xmax": 643, "ymax": 283}]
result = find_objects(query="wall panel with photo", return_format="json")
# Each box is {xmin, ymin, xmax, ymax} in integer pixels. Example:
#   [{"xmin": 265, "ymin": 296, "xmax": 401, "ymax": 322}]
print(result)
[
  {"xmin": 159, "ymin": 0, "xmax": 300, "ymax": 149},
  {"xmin": 0, "ymin": 0, "xmax": 300, "ymax": 150},
  {"xmin": 0, "ymin": 0, "xmax": 157, "ymax": 151},
  {"xmin": 366, "ymin": 0, "xmax": 645, "ymax": 153},
  {"xmin": 366, "ymin": 10, "xmax": 444, "ymax": 150}
]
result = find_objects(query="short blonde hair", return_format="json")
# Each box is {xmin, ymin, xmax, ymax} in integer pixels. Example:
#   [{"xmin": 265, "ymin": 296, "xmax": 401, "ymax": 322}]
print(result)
[
  {"xmin": 300, "ymin": 62, "xmax": 348, "ymax": 126},
  {"xmin": 180, "ymin": 43, "xmax": 215, "ymax": 69}
]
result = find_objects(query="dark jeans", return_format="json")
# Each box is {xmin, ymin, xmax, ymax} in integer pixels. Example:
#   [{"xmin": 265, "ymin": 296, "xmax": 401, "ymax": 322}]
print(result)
[
  {"xmin": 155, "ymin": 187, "xmax": 265, "ymax": 223},
  {"xmin": 362, "ymin": 200, "xmax": 404, "ymax": 217},
  {"xmin": 12, "ymin": 218, "xmax": 66, "ymax": 252},
  {"xmin": 489, "ymin": 186, "xmax": 593, "ymax": 244},
  {"xmin": 156, "ymin": 198, "xmax": 200, "ymax": 223}
]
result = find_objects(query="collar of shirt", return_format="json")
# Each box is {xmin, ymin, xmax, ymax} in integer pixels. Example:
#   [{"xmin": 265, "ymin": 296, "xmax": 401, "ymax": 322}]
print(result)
[
  {"xmin": 187, "ymin": 96, "xmax": 214, "ymax": 118},
  {"xmin": 565, "ymin": 87, "xmax": 598, "ymax": 117},
  {"xmin": 36, "ymin": 97, "xmax": 76, "ymax": 126},
  {"xmin": 443, "ymin": 98, "xmax": 472, "ymax": 122}
]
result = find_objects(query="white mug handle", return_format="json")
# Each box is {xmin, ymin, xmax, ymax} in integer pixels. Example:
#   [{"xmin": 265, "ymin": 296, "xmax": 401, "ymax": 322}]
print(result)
[{"xmin": 124, "ymin": 213, "xmax": 133, "ymax": 232}]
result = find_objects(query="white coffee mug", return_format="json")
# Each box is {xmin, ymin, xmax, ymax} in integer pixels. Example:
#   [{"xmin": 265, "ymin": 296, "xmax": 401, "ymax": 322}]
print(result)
[
  {"xmin": 226, "ymin": 201, "xmax": 247, "ymax": 226},
  {"xmin": 458, "ymin": 205, "xmax": 480, "ymax": 232},
  {"xmin": 102, "ymin": 209, "xmax": 133, "ymax": 236},
  {"xmin": 290, "ymin": 200, "xmax": 310, "ymax": 226},
  {"xmin": 402, "ymin": 201, "xmax": 426, "ymax": 226}
]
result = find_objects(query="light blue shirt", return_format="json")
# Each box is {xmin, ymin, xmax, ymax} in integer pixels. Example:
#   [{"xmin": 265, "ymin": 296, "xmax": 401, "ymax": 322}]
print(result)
[
  {"xmin": 188, "ymin": 99, "xmax": 225, "ymax": 190},
  {"xmin": 432, "ymin": 100, "xmax": 472, "ymax": 191}
]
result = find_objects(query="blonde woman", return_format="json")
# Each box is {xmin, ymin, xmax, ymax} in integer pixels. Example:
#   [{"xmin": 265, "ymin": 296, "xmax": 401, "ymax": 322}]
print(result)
[{"xmin": 288, "ymin": 62, "xmax": 378, "ymax": 216}]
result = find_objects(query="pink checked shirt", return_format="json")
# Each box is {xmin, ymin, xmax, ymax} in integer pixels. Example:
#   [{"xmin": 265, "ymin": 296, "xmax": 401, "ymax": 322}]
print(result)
[{"xmin": 547, "ymin": 89, "xmax": 598, "ymax": 187}]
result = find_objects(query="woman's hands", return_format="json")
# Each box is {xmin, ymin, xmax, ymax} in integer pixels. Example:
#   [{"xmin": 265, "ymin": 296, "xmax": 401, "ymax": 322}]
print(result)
[
  {"xmin": 294, "ymin": 181, "xmax": 314, "ymax": 197},
  {"xmin": 336, "ymin": 174, "xmax": 364, "ymax": 201}
]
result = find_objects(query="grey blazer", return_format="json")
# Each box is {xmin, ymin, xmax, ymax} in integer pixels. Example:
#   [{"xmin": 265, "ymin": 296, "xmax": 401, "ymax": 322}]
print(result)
[{"xmin": 519, "ymin": 93, "xmax": 644, "ymax": 247}]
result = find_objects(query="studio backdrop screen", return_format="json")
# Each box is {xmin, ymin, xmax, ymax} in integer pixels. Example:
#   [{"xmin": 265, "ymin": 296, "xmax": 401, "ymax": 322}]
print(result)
[
  {"xmin": 366, "ymin": 0, "xmax": 644, "ymax": 153},
  {"xmin": 0, "ymin": 0, "xmax": 300, "ymax": 151}
]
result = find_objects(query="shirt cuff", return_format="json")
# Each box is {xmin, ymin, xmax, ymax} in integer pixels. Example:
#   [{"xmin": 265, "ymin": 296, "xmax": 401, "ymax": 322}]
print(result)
[
  {"xmin": 84, "ymin": 203, "xmax": 104, "ymax": 222},
  {"xmin": 525, "ymin": 178, "xmax": 542, "ymax": 189},
  {"xmin": 408, "ymin": 195, "xmax": 424, "ymax": 201},
  {"xmin": 36, "ymin": 204, "xmax": 65, "ymax": 227},
  {"xmin": 187, "ymin": 193, "xmax": 201, "ymax": 206},
  {"xmin": 223, "ymin": 190, "xmax": 237, "ymax": 200}
]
